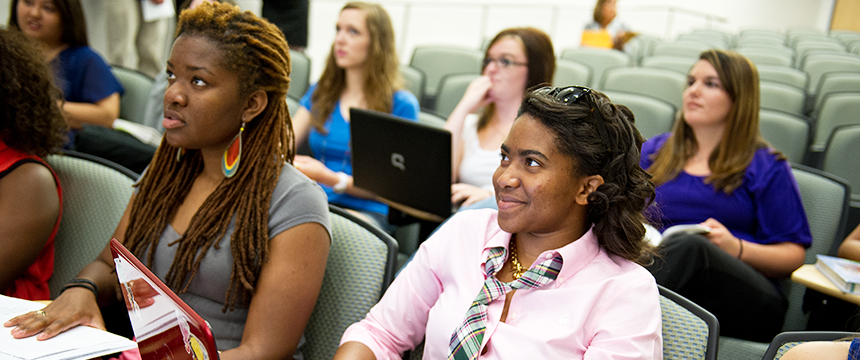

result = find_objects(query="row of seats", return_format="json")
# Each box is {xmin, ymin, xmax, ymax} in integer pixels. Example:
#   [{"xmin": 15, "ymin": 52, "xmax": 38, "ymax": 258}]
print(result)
[
  {"xmin": 111, "ymin": 29, "xmax": 860, "ymax": 260},
  {"xmin": 75, "ymin": 23, "xmax": 859, "ymax": 359},
  {"xmin": 112, "ymin": 32, "xmax": 858, "ymax": 177},
  {"xmin": 47, "ymin": 150, "xmax": 853, "ymax": 360},
  {"xmin": 406, "ymin": 45, "xmax": 858, "ymax": 167}
]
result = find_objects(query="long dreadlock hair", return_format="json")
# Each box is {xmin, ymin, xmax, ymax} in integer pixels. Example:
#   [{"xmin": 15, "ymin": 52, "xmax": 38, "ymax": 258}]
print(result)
[{"xmin": 122, "ymin": 2, "xmax": 293, "ymax": 311}]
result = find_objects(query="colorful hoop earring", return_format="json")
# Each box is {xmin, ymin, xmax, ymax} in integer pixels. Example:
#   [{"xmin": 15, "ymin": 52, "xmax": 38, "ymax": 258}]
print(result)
[
  {"xmin": 175, "ymin": 147, "xmax": 185, "ymax": 163},
  {"xmin": 222, "ymin": 121, "xmax": 245, "ymax": 178}
]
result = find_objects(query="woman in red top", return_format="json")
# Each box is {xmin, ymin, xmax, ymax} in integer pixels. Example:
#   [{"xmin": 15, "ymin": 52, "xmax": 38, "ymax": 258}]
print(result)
[{"xmin": 0, "ymin": 29, "xmax": 67, "ymax": 300}]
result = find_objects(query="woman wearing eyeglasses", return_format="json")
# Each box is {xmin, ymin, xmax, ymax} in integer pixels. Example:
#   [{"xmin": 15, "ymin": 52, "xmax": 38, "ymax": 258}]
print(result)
[
  {"xmin": 641, "ymin": 49, "xmax": 811, "ymax": 342},
  {"xmin": 445, "ymin": 27, "xmax": 555, "ymax": 208},
  {"xmin": 334, "ymin": 86, "xmax": 662, "ymax": 360}
]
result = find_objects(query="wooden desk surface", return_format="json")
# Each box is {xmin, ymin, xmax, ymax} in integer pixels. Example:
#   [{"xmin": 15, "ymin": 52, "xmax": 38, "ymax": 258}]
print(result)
[{"xmin": 791, "ymin": 264, "xmax": 860, "ymax": 306}]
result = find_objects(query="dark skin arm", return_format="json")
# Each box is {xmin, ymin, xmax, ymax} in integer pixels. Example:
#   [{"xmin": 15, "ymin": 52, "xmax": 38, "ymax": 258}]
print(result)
[
  {"xmin": 0, "ymin": 163, "xmax": 60, "ymax": 292},
  {"xmin": 61, "ymin": 93, "xmax": 120, "ymax": 129},
  {"xmin": 221, "ymin": 222, "xmax": 329, "ymax": 360},
  {"xmin": 4, "ymin": 196, "xmax": 134, "ymax": 340}
]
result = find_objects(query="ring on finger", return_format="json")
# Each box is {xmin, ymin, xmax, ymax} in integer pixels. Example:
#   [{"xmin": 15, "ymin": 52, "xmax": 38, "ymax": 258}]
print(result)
[{"xmin": 34, "ymin": 310, "xmax": 46, "ymax": 317}]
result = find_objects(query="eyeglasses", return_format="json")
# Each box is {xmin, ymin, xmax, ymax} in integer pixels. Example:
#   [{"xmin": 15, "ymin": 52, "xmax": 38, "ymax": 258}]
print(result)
[
  {"xmin": 482, "ymin": 57, "xmax": 528, "ymax": 69},
  {"xmin": 535, "ymin": 86, "xmax": 611, "ymax": 149}
]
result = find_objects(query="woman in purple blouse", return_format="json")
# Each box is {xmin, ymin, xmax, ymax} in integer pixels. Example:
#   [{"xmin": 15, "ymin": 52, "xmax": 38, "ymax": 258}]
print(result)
[{"xmin": 641, "ymin": 49, "xmax": 812, "ymax": 342}]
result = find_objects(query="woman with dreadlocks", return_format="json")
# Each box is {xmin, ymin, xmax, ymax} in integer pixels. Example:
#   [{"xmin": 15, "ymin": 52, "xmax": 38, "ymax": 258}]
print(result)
[{"xmin": 5, "ymin": 3, "xmax": 332, "ymax": 359}]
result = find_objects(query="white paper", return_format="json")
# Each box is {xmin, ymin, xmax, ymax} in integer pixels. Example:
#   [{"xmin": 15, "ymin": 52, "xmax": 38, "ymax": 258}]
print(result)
[
  {"xmin": 0, "ymin": 295, "xmax": 137, "ymax": 360},
  {"xmin": 141, "ymin": 0, "xmax": 176, "ymax": 22},
  {"xmin": 643, "ymin": 223, "xmax": 712, "ymax": 246},
  {"xmin": 643, "ymin": 223, "xmax": 663, "ymax": 246}
]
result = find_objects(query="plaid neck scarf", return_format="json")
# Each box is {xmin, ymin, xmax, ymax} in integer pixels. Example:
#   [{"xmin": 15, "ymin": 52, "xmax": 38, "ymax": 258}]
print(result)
[{"xmin": 447, "ymin": 244, "xmax": 563, "ymax": 360}]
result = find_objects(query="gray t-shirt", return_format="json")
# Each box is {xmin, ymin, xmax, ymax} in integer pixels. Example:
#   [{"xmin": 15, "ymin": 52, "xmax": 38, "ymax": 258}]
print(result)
[{"xmin": 146, "ymin": 164, "xmax": 331, "ymax": 352}]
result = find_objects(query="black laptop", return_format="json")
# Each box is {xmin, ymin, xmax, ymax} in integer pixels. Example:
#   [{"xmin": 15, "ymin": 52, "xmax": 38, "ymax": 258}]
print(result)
[{"xmin": 350, "ymin": 108, "xmax": 452, "ymax": 220}]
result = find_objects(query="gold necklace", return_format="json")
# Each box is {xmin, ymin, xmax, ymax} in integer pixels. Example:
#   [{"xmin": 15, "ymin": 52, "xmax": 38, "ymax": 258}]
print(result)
[{"xmin": 509, "ymin": 237, "xmax": 524, "ymax": 280}]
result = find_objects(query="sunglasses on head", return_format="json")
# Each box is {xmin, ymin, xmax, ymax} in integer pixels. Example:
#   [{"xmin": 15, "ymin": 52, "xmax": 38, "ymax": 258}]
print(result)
[{"xmin": 535, "ymin": 86, "xmax": 612, "ymax": 149}]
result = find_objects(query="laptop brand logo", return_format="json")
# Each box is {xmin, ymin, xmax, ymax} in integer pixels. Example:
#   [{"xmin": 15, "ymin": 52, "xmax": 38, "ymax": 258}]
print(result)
[{"xmin": 391, "ymin": 153, "xmax": 405, "ymax": 171}]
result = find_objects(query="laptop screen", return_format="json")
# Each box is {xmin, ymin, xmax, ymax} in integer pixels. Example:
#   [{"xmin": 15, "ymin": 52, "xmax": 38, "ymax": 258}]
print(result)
[
  {"xmin": 350, "ymin": 108, "xmax": 453, "ymax": 219},
  {"xmin": 111, "ymin": 238, "xmax": 218, "ymax": 360}
]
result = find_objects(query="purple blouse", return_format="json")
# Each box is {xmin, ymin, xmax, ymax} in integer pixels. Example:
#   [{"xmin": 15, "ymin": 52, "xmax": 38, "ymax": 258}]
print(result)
[{"xmin": 640, "ymin": 133, "xmax": 812, "ymax": 247}]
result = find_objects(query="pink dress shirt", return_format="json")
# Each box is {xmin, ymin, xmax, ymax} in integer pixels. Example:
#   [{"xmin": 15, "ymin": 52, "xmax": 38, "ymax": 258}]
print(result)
[{"xmin": 340, "ymin": 209, "xmax": 663, "ymax": 360}]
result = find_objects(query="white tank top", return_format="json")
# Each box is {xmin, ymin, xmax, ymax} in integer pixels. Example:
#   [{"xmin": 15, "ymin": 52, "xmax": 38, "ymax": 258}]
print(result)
[{"xmin": 457, "ymin": 114, "xmax": 501, "ymax": 192}]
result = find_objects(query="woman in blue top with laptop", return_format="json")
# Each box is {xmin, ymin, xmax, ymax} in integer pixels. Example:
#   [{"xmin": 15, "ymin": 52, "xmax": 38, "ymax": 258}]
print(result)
[
  {"xmin": 292, "ymin": 2, "xmax": 419, "ymax": 232},
  {"xmin": 641, "ymin": 49, "xmax": 812, "ymax": 342}
]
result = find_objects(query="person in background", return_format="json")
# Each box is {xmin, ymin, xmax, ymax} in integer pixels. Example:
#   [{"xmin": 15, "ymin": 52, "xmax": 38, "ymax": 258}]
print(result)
[
  {"xmin": 104, "ymin": 0, "xmax": 171, "ymax": 78},
  {"xmin": 0, "ymin": 28, "xmax": 67, "ymax": 301},
  {"xmin": 333, "ymin": 86, "xmax": 662, "ymax": 359},
  {"xmin": 5, "ymin": 3, "xmax": 331, "ymax": 359},
  {"xmin": 292, "ymin": 1, "xmax": 420, "ymax": 232},
  {"xmin": 8, "ymin": 0, "xmax": 156, "ymax": 173},
  {"xmin": 582, "ymin": 0, "xmax": 630, "ymax": 49},
  {"xmin": 446, "ymin": 27, "xmax": 555, "ymax": 208},
  {"xmin": 642, "ymin": 49, "xmax": 811, "ymax": 342}
]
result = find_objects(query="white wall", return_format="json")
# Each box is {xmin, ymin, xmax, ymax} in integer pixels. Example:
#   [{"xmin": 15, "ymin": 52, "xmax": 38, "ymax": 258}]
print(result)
[{"xmin": 1, "ymin": 0, "xmax": 836, "ymax": 81}]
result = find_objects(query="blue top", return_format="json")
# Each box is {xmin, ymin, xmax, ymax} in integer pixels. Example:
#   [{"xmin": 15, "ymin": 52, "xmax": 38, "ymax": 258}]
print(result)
[
  {"xmin": 300, "ymin": 83, "xmax": 420, "ymax": 215},
  {"xmin": 849, "ymin": 337, "xmax": 860, "ymax": 360},
  {"xmin": 640, "ymin": 133, "xmax": 812, "ymax": 247},
  {"xmin": 50, "ymin": 46, "xmax": 124, "ymax": 147}
]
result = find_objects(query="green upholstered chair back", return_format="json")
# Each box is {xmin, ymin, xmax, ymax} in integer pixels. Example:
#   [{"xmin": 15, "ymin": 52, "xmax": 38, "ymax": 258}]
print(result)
[
  {"xmin": 659, "ymin": 285, "xmax": 720, "ymax": 360},
  {"xmin": 111, "ymin": 66, "xmax": 155, "ymax": 126},
  {"xmin": 44, "ymin": 151, "xmax": 136, "ymax": 298},
  {"xmin": 302, "ymin": 205, "xmax": 398, "ymax": 360}
]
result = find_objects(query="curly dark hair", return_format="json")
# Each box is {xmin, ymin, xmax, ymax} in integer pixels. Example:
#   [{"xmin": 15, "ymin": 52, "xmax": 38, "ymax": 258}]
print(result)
[
  {"xmin": 0, "ymin": 29, "xmax": 68, "ymax": 156},
  {"xmin": 519, "ymin": 86, "xmax": 656, "ymax": 265}
]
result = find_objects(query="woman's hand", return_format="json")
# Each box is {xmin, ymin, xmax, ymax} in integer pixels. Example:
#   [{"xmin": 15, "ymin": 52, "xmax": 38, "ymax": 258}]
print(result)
[
  {"xmin": 701, "ymin": 216, "xmax": 805, "ymax": 277},
  {"xmin": 294, "ymin": 155, "xmax": 334, "ymax": 185},
  {"xmin": 121, "ymin": 279, "xmax": 158, "ymax": 310},
  {"xmin": 4, "ymin": 288, "xmax": 105, "ymax": 341},
  {"xmin": 451, "ymin": 183, "xmax": 493, "ymax": 207},
  {"xmin": 700, "ymin": 218, "xmax": 743, "ymax": 258},
  {"xmin": 456, "ymin": 76, "xmax": 494, "ymax": 114}
]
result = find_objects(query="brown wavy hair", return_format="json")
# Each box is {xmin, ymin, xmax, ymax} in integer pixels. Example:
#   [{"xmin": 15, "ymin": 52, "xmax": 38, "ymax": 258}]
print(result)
[
  {"xmin": 0, "ymin": 29, "xmax": 67, "ymax": 155},
  {"xmin": 310, "ymin": 2, "xmax": 401, "ymax": 132},
  {"xmin": 121, "ymin": 2, "xmax": 293, "ymax": 311},
  {"xmin": 478, "ymin": 27, "xmax": 555, "ymax": 132},
  {"xmin": 8, "ymin": 0, "xmax": 88, "ymax": 47},
  {"xmin": 520, "ymin": 87, "xmax": 656, "ymax": 265},
  {"xmin": 646, "ymin": 49, "xmax": 780, "ymax": 194}
]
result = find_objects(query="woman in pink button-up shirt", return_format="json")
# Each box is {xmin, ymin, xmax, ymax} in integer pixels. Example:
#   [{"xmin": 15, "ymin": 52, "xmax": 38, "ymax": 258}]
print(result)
[{"xmin": 335, "ymin": 86, "xmax": 663, "ymax": 360}]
